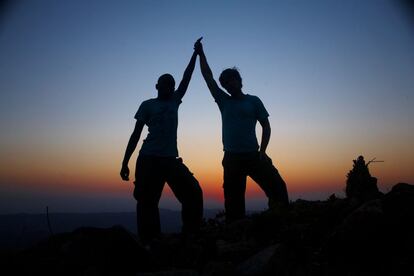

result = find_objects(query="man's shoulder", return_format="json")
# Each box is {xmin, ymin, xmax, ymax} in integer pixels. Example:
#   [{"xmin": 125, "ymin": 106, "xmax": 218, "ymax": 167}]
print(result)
[
  {"xmin": 136, "ymin": 98, "xmax": 156, "ymax": 115},
  {"xmin": 245, "ymin": 94, "xmax": 269, "ymax": 117},
  {"xmin": 245, "ymin": 93, "xmax": 259, "ymax": 99},
  {"xmin": 245, "ymin": 94, "xmax": 262, "ymax": 103},
  {"xmin": 139, "ymin": 98, "xmax": 158, "ymax": 108},
  {"xmin": 141, "ymin": 98, "xmax": 157, "ymax": 104}
]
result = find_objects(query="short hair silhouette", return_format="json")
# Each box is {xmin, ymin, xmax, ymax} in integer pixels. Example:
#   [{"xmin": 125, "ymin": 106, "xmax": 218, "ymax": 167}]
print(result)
[
  {"xmin": 157, "ymin": 73, "xmax": 175, "ymax": 89},
  {"xmin": 156, "ymin": 74, "xmax": 175, "ymax": 95},
  {"xmin": 157, "ymin": 74, "xmax": 175, "ymax": 86},
  {"xmin": 219, "ymin": 67, "xmax": 242, "ymax": 88}
]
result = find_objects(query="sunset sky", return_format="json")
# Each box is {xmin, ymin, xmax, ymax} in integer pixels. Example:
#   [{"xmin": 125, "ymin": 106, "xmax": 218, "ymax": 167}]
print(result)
[{"xmin": 1, "ymin": 0, "xmax": 413, "ymax": 214}]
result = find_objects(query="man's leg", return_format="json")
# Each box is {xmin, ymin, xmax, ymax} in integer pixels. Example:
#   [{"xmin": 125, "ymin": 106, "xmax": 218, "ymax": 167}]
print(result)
[
  {"xmin": 248, "ymin": 153, "xmax": 289, "ymax": 208},
  {"xmin": 166, "ymin": 158, "xmax": 203, "ymax": 234},
  {"xmin": 223, "ymin": 153, "xmax": 247, "ymax": 222},
  {"xmin": 134, "ymin": 155, "xmax": 165, "ymax": 242}
]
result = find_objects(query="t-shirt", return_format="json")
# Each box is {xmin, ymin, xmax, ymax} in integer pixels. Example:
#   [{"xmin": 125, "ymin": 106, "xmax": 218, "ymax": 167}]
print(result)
[
  {"xmin": 134, "ymin": 94, "xmax": 181, "ymax": 157},
  {"xmin": 214, "ymin": 92, "xmax": 269, "ymax": 153}
]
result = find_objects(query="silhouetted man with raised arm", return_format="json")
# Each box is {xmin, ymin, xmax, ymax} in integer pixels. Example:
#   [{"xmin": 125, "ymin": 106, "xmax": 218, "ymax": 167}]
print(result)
[
  {"xmin": 121, "ymin": 40, "xmax": 203, "ymax": 243},
  {"xmin": 195, "ymin": 39, "xmax": 289, "ymax": 222}
]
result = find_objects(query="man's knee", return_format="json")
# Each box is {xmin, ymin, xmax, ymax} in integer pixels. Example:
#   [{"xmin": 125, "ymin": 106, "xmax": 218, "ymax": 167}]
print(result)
[
  {"xmin": 187, "ymin": 178, "xmax": 203, "ymax": 204},
  {"xmin": 223, "ymin": 179, "xmax": 246, "ymax": 199},
  {"xmin": 194, "ymin": 181, "xmax": 203, "ymax": 200},
  {"xmin": 133, "ymin": 185, "xmax": 159, "ymax": 206},
  {"xmin": 133, "ymin": 181, "xmax": 141, "ymax": 201},
  {"xmin": 177, "ymin": 163, "xmax": 202, "ymax": 195}
]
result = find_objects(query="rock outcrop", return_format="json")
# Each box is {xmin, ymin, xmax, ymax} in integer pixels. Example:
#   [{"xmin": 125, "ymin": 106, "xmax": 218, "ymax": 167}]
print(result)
[
  {"xmin": 345, "ymin": 155, "xmax": 382, "ymax": 202},
  {"xmin": 5, "ymin": 183, "xmax": 414, "ymax": 276}
]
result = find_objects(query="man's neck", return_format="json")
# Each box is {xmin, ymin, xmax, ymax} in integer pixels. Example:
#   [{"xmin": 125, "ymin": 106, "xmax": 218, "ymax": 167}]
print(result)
[
  {"xmin": 157, "ymin": 93, "xmax": 172, "ymax": 100},
  {"xmin": 230, "ymin": 89, "xmax": 244, "ymax": 99}
]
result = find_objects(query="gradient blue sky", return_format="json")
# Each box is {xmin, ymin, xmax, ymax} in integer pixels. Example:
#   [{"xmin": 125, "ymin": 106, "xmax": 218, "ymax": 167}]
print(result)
[{"xmin": 1, "ymin": 0, "xmax": 413, "ymax": 213}]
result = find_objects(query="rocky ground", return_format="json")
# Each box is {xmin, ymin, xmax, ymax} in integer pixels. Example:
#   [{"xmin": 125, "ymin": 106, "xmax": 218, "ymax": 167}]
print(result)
[{"xmin": 3, "ymin": 183, "xmax": 414, "ymax": 276}]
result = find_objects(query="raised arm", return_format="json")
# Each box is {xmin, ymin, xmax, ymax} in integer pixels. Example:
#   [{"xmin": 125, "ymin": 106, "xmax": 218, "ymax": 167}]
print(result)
[
  {"xmin": 120, "ymin": 120, "xmax": 145, "ymax": 181},
  {"xmin": 194, "ymin": 39, "xmax": 227, "ymax": 100},
  {"xmin": 175, "ymin": 48, "xmax": 198, "ymax": 100}
]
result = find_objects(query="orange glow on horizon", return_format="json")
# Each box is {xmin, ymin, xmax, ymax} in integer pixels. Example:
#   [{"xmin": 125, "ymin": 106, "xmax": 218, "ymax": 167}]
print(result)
[{"xmin": 1, "ymin": 134, "xmax": 413, "ymax": 208}]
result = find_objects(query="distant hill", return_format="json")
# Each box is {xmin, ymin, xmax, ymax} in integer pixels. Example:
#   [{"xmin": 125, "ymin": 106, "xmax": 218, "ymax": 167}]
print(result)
[{"xmin": 0, "ymin": 209, "xmax": 221, "ymax": 250}]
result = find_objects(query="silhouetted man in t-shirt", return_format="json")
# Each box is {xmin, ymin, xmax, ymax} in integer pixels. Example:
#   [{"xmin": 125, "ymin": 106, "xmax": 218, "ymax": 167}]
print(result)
[
  {"xmin": 195, "ymin": 39, "xmax": 288, "ymax": 222},
  {"xmin": 121, "ymin": 40, "xmax": 203, "ymax": 242}
]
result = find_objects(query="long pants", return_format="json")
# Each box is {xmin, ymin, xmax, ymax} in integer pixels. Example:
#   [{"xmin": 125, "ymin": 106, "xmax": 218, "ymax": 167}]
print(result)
[
  {"xmin": 222, "ymin": 151, "xmax": 289, "ymax": 222},
  {"xmin": 134, "ymin": 155, "xmax": 203, "ymax": 242}
]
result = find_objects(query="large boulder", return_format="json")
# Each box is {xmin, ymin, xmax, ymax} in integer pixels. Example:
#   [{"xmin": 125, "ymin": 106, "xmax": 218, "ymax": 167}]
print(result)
[
  {"xmin": 324, "ymin": 183, "xmax": 414, "ymax": 275},
  {"xmin": 236, "ymin": 244, "xmax": 279, "ymax": 275}
]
